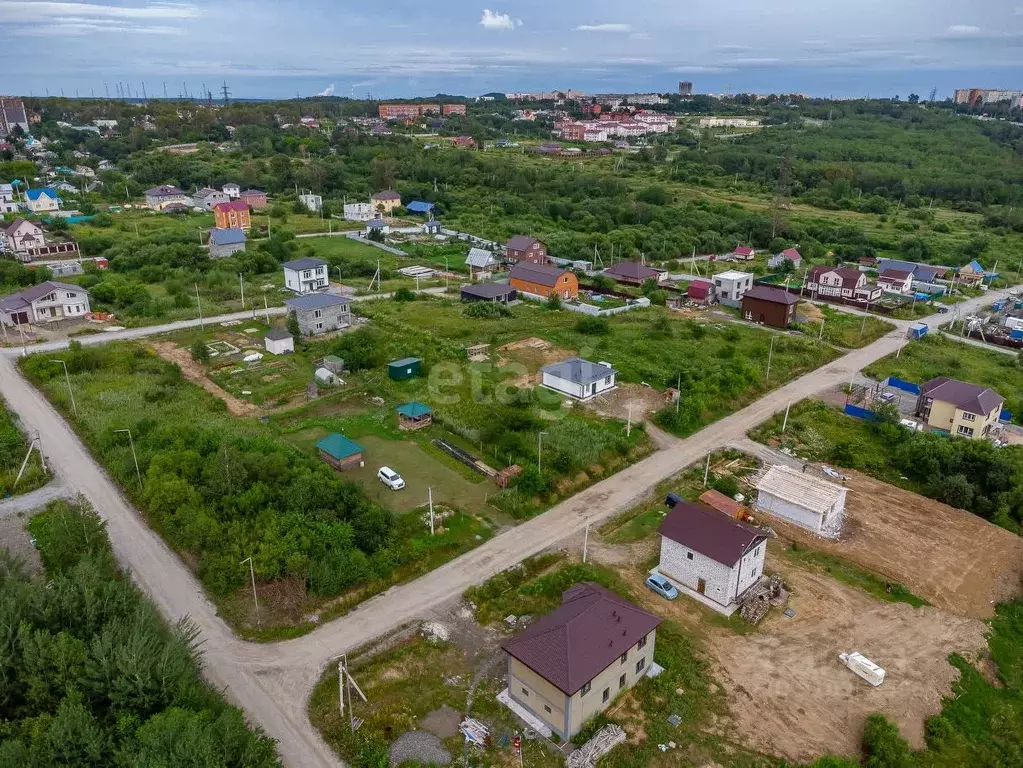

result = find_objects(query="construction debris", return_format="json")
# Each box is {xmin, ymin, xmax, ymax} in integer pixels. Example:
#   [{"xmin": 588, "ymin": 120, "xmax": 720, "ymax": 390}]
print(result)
[
  {"xmin": 421, "ymin": 621, "xmax": 450, "ymax": 642},
  {"xmin": 666, "ymin": 713, "xmax": 682, "ymax": 727},
  {"xmin": 459, "ymin": 718, "xmax": 489, "ymax": 749},
  {"xmin": 566, "ymin": 724, "xmax": 626, "ymax": 768},
  {"xmin": 739, "ymin": 575, "xmax": 789, "ymax": 624}
]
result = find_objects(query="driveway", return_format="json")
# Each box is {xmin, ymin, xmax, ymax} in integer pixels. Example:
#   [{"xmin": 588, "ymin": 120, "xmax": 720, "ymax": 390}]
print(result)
[{"xmin": 0, "ymin": 285, "xmax": 1013, "ymax": 767}]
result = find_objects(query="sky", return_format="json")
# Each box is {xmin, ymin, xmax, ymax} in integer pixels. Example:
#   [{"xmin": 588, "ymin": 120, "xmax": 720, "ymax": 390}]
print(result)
[{"xmin": 1, "ymin": 0, "xmax": 1023, "ymax": 100}]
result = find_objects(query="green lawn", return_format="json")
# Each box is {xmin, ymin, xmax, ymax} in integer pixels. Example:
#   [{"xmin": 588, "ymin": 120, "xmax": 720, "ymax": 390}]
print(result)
[{"xmin": 794, "ymin": 303, "xmax": 896, "ymax": 349}]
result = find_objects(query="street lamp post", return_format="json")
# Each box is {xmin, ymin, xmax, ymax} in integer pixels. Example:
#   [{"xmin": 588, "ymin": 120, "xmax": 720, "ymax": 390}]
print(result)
[
  {"xmin": 114, "ymin": 428, "xmax": 142, "ymax": 488},
  {"xmin": 52, "ymin": 359, "xmax": 78, "ymax": 417}
]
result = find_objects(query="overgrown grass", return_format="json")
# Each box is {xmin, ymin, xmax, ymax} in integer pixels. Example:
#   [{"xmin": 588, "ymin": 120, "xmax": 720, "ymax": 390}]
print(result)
[
  {"xmin": 794, "ymin": 303, "xmax": 896, "ymax": 349},
  {"xmin": 0, "ymin": 396, "xmax": 47, "ymax": 497}
]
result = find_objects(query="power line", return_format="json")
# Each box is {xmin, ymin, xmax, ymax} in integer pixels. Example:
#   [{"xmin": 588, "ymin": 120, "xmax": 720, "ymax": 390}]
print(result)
[{"xmin": 220, "ymin": 81, "xmax": 230, "ymax": 106}]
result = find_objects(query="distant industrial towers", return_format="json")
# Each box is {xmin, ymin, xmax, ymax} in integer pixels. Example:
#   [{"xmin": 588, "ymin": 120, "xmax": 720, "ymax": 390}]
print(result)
[{"xmin": 678, "ymin": 81, "xmax": 693, "ymax": 96}]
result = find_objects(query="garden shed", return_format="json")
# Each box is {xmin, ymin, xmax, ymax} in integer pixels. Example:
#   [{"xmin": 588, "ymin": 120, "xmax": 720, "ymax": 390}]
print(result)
[
  {"xmin": 264, "ymin": 328, "xmax": 294, "ymax": 355},
  {"xmin": 316, "ymin": 433, "xmax": 365, "ymax": 471},
  {"xmin": 753, "ymin": 465, "xmax": 846, "ymax": 534},
  {"xmin": 397, "ymin": 402, "xmax": 433, "ymax": 431},
  {"xmin": 388, "ymin": 357, "xmax": 422, "ymax": 381}
]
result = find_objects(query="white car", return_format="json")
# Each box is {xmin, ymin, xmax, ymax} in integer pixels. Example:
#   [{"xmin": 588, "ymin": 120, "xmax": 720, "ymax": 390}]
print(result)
[{"xmin": 377, "ymin": 466, "xmax": 405, "ymax": 490}]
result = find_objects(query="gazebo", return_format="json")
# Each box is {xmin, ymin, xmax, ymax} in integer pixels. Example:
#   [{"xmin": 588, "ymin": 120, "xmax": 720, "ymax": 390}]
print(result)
[{"xmin": 396, "ymin": 402, "xmax": 433, "ymax": 431}]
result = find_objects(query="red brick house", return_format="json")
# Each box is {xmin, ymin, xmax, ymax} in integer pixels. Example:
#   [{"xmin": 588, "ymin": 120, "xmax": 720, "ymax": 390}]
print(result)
[
  {"xmin": 505, "ymin": 235, "xmax": 549, "ymax": 264},
  {"xmin": 213, "ymin": 201, "xmax": 251, "ymax": 231},
  {"xmin": 239, "ymin": 189, "xmax": 268, "ymax": 210},
  {"xmin": 510, "ymin": 263, "xmax": 578, "ymax": 299}
]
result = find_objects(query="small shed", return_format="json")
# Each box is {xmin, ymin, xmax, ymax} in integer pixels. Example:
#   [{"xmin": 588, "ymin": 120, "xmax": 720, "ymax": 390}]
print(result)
[
  {"xmin": 698, "ymin": 489, "xmax": 744, "ymax": 519},
  {"xmin": 315, "ymin": 367, "xmax": 342, "ymax": 386},
  {"xmin": 688, "ymin": 280, "xmax": 714, "ymax": 304},
  {"xmin": 316, "ymin": 433, "xmax": 365, "ymax": 471},
  {"xmin": 388, "ymin": 357, "xmax": 422, "ymax": 381},
  {"xmin": 397, "ymin": 401, "xmax": 433, "ymax": 431},
  {"xmin": 264, "ymin": 327, "xmax": 294, "ymax": 355},
  {"xmin": 754, "ymin": 465, "xmax": 846, "ymax": 534},
  {"xmin": 322, "ymin": 355, "xmax": 345, "ymax": 374}
]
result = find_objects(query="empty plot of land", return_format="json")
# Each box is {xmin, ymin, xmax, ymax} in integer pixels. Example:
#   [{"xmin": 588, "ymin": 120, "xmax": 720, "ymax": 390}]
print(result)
[
  {"xmin": 150, "ymin": 342, "xmax": 257, "ymax": 417},
  {"xmin": 762, "ymin": 471, "xmax": 1023, "ymax": 618}
]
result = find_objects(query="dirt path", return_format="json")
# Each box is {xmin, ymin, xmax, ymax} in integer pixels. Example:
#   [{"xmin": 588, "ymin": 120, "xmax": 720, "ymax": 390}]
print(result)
[{"xmin": 150, "ymin": 342, "xmax": 258, "ymax": 417}]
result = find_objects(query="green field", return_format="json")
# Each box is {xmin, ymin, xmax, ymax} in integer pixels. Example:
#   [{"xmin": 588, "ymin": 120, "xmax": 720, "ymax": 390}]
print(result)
[
  {"xmin": 794, "ymin": 302, "xmax": 896, "ymax": 348},
  {"xmin": 0, "ymin": 395, "xmax": 47, "ymax": 497}
]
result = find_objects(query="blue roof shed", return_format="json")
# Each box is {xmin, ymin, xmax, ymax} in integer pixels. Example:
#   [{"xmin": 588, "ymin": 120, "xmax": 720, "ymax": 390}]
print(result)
[{"xmin": 406, "ymin": 200, "xmax": 435, "ymax": 215}]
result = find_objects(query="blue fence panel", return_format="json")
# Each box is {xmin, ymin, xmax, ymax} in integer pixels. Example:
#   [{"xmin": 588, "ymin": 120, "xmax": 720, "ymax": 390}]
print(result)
[
  {"xmin": 1000, "ymin": 409, "xmax": 1013, "ymax": 423},
  {"xmin": 844, "ymin": 404, "xmax": 877, "ymax": 421},
  {"xmin": 887, "ymin": 377, "xmax": 920, "ymax": 396}
]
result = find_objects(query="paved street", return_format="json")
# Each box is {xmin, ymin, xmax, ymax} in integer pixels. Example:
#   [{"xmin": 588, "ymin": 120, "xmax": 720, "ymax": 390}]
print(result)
[{"xmin": 0, "ymin": 285, "xmax": 1013, "ymax": 767}]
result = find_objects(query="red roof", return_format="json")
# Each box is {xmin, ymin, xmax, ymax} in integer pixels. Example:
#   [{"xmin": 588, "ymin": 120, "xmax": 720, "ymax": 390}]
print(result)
[
  {"xmin": 809, "ymin": 265, "xmax": 863, "ymax": 290},
  {"xmin": 699, "ymin": 489, "xmax": 744, "ymax": 518},
  {"xmin": 688, "ymin": 280, "xmax": 712, "ymax": 299},
  {"xmin": 734, "ymin": 246, "xmax": 754, "ymax": 256},
  {"xmin": 878, "ymin": 269, "xmax": 912, "ymax": 281},
  {"xmin": 214, "ymin": 201, "xmax": 249, "ymax": 213},
  {"xmin": 781, "ymin": 248, "xmax": 802, "ymax": 261}
]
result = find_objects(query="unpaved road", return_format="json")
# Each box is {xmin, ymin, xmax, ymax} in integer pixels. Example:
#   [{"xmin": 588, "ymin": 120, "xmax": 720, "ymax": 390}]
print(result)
[
  {"xmin": 150, "ymin": 341, "xmax": 258, "ymax": 417},
  {"xmin": 0, "ymin": 287, "xmax": 1015, "ymax": 767}
]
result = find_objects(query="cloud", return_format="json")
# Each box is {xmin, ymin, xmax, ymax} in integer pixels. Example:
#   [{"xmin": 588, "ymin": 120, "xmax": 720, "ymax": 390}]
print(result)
[
  {"xmin": 316, "ymin": 83, "xmax": 335, "ymax": 96},
  {"xmin": 947, "ymin": 24, "xmax": 981, "ymax": 34},
  {"xmin": 0, "ymin": 1, "xmax": 200, "ymax": 21},
  {"xmin": 629, "ymin": 32, "xmax": 650, "ymax": 40},
  {"xmin": 480, "ymin": 9, "xmax": 519, "ymax": 30},
  {"xmin": 574, "ymin": 23, "xmax": 632, "ymax": 33}
]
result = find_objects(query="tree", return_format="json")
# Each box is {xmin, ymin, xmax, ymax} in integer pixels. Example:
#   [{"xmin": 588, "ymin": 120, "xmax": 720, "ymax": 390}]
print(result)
[
  {"xmin": 546, "ymin": 292, "xmax": 562, "ymax": 310},
  {"xmin": 286, "ymin": 311, "xmax": 301, "ymax": 339},
  {"xmin": 189, "ymin": 339, "xmax": 210, "ymax": 363}
]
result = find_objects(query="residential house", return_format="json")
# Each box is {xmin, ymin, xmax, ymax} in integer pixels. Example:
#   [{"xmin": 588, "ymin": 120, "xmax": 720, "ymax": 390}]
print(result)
[
  {"xmin": 957, "ymin": 260, "xmax": 986, "ymax": 285},
  {"xmin": 283, "ymin": 257, "xmax": 329, "ymax": 294},
  {"xmin": 406, "ymin": 200, "xmax": 435, "ymax": 216},
  {"xmin": 657, "ymin": 501, "xmax": 767, "ymax": 614},
  {"xmin": 0, "ymin": 281, "xmax": 90, "ymax": 326},
  {"xmin": 806, "ymin": 266, "xmax": 882, "ymax": 302},
  {"xmin": 193, "ymin": 187, "xmax": 230, "ymax": 211},
  {"xmin": 766, "ymin": 248, "xmax": 802, "ymax": 270},
  {"xmin": 208, "ymin": 228, "xmax": 247, "ymax": 258},
  {"xmin": 213, "ymin": 201, "xmax": 251, "ymax": 231},
  {"xmin": 24, "ymin": 188, "xmax": 61, "ymax": 213},
  {"xmin": 753, "ymin": 465, "xmax": 847, "ymax": 534},
  {"xmin": 915, "ymin": 377, "xmax": 1004, "ymax": 439},
  {"xmin": 540, "ymin": 358, "xmax": 616, "ymax": 401},
  {"xmin": 299, "ymin": 115, "xmax": 319, "ymax": 128},
  {"xmin": 0, "ymin": 183, "xmax": 17, "ymax": 214},
  {"xmin": 0, "ymin": 97, "xmax": 29, "ymax": 137},
  {"xmin": 505, "ymin": 235, "xmax": 549, "ymax": 265},
  {"xmin": 222, "ymin": 182, "xmax": 241, "ymax": 199},
  {"xmin": 73, "ymin": 165, "xmax": 95, "ymax": 179},
  {"xmin": 53, "ymin": 182, "xmax": 79, "ymax": 195},
  {"xmin": 877, "ymin": 268, "xmax": 914, "ymax": 295},
  {"xmin": 145, "ymin": 185, "xmax": 190, "ymax": 211},
  {"xmin": 422, "ymin": 220, "xmax": 442, "ymax": 236},
  {"xmin": 0, "ymin": 218, "xmax": 45, "ymax": 257},
  {"xmin": 343, "ymin": 202, "xmax": 375, "ymax": 221},
  {"xmin": 731, "ymin": 245, "xmax": 755, "ymax": 261},
  {"xmin": 264, "ymin": 327, "xmax": 295, "ymax": 355},
  {"xmin": 465, "ymin": 247, "xmax": 500, "ymax": 278},
  {"xmin": 687, "ymin": 279, "xmax": 714, "ymax": 304},
  {"xmin": 509, "ymin": 262, "xmax": 578, "ymax": 299},
  {"xmin": 366, "ymin": 217, "xmax": 390, "ymax": 235},
  {"xmin": 875, "ymin": 259, "xmax": 947, "ymax": 284},
  {"xmin": 502, "ymin": 582, "xmax": 661, "ymax": 741},
  {"xmin": 284, "ymin": 293, "xmax": 352, "ymax": 336},
  {"xmin": 741, "ymin": 284, "xmax": 800, "ymax": 328},
  {"xmin": 299, "ymin": 193, "xmax": 323, "ymax": 213},
  {"xmin": 460, "ymin": 282, "xmax": 517, "ymax": 303},
  {"xmin": 713, "ymin": 270, "xmax": 754, "ymax": 308},
  {"xmin": 239, "ymin": 189, "xmax": 268, "ymax": 209},
  {"xmin": 371, "ymin": 190, "xmax": 401, "ymax": 213},
  {"xmin": 602, "ymin": 261, "xmax": 665, "ymax": 286}
]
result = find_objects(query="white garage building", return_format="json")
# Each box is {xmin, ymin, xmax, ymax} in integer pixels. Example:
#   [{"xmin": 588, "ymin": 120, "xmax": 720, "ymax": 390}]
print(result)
[{"xmin": 753, "ymin": 465, "xmax": 846, "ymax": 536}]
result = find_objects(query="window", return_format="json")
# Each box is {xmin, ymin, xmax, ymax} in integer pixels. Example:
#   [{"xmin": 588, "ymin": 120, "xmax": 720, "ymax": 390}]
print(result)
[
  {"xmin": 619, "ymin": 673, "xmax": 626, "ymax": 689},
  {"xmin": 619, "ymin": 651, "xmax": 628, "ymax": 664},
  {"xmin": 961, "ymin": 412, "xmax": 976, "ymax": 422},
  {"xmin": 66, "ymin": 292, "xmax": 74, "ymax": 298},
  {"xmin": 635, "ymin": 658, "xmax": 646, "ymax": 674},
  {"xmin": 303, "ymin": 270, "xmax": 311, "ymax": 279},
  {"xmin": 313, "ymin": 309, "xmax": 322, "ymax": 319},
  {"xmin": 602, "ymin": 687, "xmax": 610, "ymax": 703},
  {"xmin": 544, "ymin": 705, "xmax": 552, "ymax": 714},
  {"xmin": 315, "ymin": 322, "xmax": 323, "ymax": 331},
  {"xmin": 638, "ymin": 635, "xmax": 648, "ymax": 650},
  {"xmin": 604, "ymin": 376, "xmax": 612, "ymax": 385},
  {"xmin": 957, "ymin": 425, "xmax": 974, "ymax": 437},
  {"xmin": 686, "ymin": 551, "xmax": 694, "ymax": 561},
  {"xmin": 521, "ymin": 687, "xmax": 529, "ymax": 696},
  {"xmin": 580, "ymin": 681, "xmax": 591, "ymax": 696}
]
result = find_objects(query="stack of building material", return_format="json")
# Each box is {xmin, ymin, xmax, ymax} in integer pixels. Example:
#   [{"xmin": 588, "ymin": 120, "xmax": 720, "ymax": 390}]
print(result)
[
  {"xmin": 738, "ymin": 575, "xmax": 787, "ymax": 624},
  {"xmin": 567, "ymin": 724, "xmax": 627, "ymax": 768},
  {"xmin": 458, "ymin": 718, "xmax": 489, "ymax": 748}
]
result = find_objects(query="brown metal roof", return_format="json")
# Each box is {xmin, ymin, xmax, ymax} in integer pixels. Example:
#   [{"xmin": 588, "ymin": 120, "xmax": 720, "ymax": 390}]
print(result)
[
  {"xmin": 698, "ymin": 489, "xmax": 743, "ymax": 518},
  {"xmin": 506, "ymin": 234, "xmax": 543, "ymax": 252},
  {"xmin": 509, "ymin": 262, "xmax": 571, "ymax": 287},
  {"xmin": 501, "ymin": 583, "xmax": 661, "ymax": 696},
  {"xmin": 658, "ymin": 501, "xmax": 765, "ymax": 567},
  {"xmin": 921, "ymin": 376, "xmax": 1004, "ymax": 416},
  {"xmin": 603, "ymin": 261, "xmax": 660, "ymax": 281},
  {"xmin": 742, "ymin": 284, "xmax": 800, "ymax": 305}
]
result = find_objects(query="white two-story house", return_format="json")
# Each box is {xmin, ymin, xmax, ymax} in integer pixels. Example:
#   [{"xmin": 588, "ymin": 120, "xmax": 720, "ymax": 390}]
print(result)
[
  {"xmin": 24, "ymin": 188, "xmax": 62, "ymax": 214},
  {"xmin": 806, "ymin": 266, "xmax": 883, "ymax": 302},
  {"xmin": 0, "ymin": 281, "xmax": 91, "ymax": 326},
  {"xmin": 283, "ymin": 257, "xmax": 329, "ymax": 294},
  {"xmin": 656, "ymin": 500, "xmax": 767, "ymax": 615}
]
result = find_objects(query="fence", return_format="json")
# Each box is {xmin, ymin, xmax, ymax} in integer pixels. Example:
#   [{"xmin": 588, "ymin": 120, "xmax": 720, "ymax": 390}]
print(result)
[
  {"xmin": 844, "ymin": 403, "xmax": 877, "ymax": 421},
  {"xmin": 886, "ymin": 377, "xmax": 920, "ymax": 395},
  {"xmin": 343, "ymin": 232, "xmax": 408, "ymax": 257},
  {"xmin": 518, "ymin": 291, "xmax": 649, "ymax": 317}
]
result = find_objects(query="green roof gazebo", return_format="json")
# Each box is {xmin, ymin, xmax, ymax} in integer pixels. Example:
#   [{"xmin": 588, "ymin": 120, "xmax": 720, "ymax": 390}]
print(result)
[
  {"xmin": 316, "ymin": 433, "xmax": 365, "ymax": 471},
  {"xmin": 396, "ymin": 401, "xmax": 433, "ymax": 431}
]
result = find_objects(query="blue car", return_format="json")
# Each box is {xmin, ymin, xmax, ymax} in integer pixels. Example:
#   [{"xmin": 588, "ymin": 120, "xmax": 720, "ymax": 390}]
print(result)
[{"xmin": 645, "ymin": 574, "xmax": 679, "ymax": 600}]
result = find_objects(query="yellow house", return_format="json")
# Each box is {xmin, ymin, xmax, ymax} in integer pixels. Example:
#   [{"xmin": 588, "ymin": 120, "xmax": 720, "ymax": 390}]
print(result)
[
  {"xmin": 501, "ymin": 582, "xmax": 661, "ymax": 740},
  {"xmin": 915, "ymin": 377, "xmax": 1004, "ymax": 439},
  {"xmin": 371, "ymin": 190, "xmax": 401, "ymax": 213}
]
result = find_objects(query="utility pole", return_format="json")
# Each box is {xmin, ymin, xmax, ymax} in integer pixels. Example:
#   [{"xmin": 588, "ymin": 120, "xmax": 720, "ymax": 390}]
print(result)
[
  {"xmin": 582, "ymin": 521, "xmax": 589, "ymax": 563},
  {"xmin": 195, "ymin": 284, "xmax": 204, "ymax": 328},
  {"xmin": 781, "ymin": 401, "xmax": 791, "ymax": 433},
  {"xmin": 239, "ymin": 273, "xmax": 245, "ymax": 307},
  {"xmin": 114, "ymin": 428, "xmax": 142, "ymax": 488},
  {"xmin": 428, "ymin": 487, "xmax": 434, "ymax": 535},
  {"xmin": 703, "ymin": 454, "xmax": 711, "ymax": 487},
  {"xmin": 263, "ymin": 295, "xmax": 271, "ymax": 324},
  {"xmin": 765, "ymin": 335, "xmax": 776, "ymax": 384},
  {"xmin": 818, "ymin": 318, "xmax": 826, "ymax": 342},
  {"xmin": 52, "ymin": 359, "xmax": 78, "ymax": 417},
  {"xmin": 537, "ymin": 431, "xmax": 547, "ymax": 473},
  {"xmin": 240, "ymin": 557, "xmax": 259, "ymax": 625}
]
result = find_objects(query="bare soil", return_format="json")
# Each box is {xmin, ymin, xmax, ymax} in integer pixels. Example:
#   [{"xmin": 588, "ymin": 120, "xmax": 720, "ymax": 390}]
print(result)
[
  {"xmin": 0, "ymin": 514, "xmax": 42, "ymax": 576},
  {"xmin": 584, "ymin": 383, "xmax": 669, "ymax": 423},
  {"xmin": 798, "ymin": 302, "xmax": 826, "ymax": 323},
  {"xmin": 764, "ymin": 471, "xmax": 1023, "ymax": 619},
  {"xmin": 150, "ymin": 342, "xmax": 258, "ymax": 417}
]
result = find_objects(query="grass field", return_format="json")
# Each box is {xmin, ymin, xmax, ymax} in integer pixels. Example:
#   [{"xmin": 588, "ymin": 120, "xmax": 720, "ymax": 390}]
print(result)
[
  {"xmin": 0, "ymin": 396, "xmax": 47, "ymax": 497},
  {"xmin": 794, "ymin": 303, "xmax": 896, "ymax": 348}
]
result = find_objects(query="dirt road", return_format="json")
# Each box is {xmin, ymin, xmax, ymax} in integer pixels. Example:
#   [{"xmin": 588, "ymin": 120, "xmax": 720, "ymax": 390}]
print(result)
[
  {"xmin": 0, "ymin": 286, "xmax": 1014, "ymax": 767},
  {"xmin": 150, "ymin": 341, "xmax": 257, "ymax": 417}
]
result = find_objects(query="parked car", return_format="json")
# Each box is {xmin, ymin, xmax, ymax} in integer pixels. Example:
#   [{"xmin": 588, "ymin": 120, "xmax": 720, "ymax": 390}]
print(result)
[
  {"xmin": 878, "ymin": 392, "xmax": 896, "ymax": 403},
  {"xmin": 377, "ymin": 466, "xmax": 405, "ymax": 490},
  {"xmin": 645, "ymin": 574, "xmax": 679, "ymax": 600}
]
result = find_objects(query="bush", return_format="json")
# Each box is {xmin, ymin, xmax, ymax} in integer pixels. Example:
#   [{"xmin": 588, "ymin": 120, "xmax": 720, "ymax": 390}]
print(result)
[
  {"xmin": 862, "ymin": 713, "xmax": 912, "ymax": 768},
  {"xmin": 574, "ymin": 316, "xmax": 610, "ymax": 335},
  {"xmin": 189, "ymin": 338, "xmax": 210, "ymax": 362},
  {"xmin": 546, "ymin": 293, "xmax": 562, "ymax": 310},
  {"xmin": 462, "ymin": 302, "xmax": 510, "ymax": 319},
  {"xmin": 392, "ymin": 287, "xmax": 417, "ymax": 302}
]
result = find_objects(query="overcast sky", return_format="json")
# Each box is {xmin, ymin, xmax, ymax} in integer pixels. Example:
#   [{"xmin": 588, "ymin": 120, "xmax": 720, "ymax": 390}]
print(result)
[{"xmin": 2, "ymin": 0, "xmax": 1023, "ymax": 99}]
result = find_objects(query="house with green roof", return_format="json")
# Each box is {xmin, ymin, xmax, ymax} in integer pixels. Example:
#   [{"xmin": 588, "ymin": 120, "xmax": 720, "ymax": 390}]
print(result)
[{"xmin": 316, "ymin": 433, "xmax": 365, "ymax": 471}]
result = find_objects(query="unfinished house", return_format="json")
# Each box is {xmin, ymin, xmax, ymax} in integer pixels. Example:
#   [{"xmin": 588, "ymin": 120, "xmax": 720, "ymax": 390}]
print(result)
[
  {"xmin": 283, "ymin": 293, "xmax": 352, "ymax": 336},
  {"xmin": 657, "ymin": 501, "xmax": 767, "ymax": 615},
  {"xmin": 753, "ymin": 465, "xmax": 847, "ymax": 535},
  {"xmin": 502, "ymin": 582, "xmax": 661, "ymax": 741}
]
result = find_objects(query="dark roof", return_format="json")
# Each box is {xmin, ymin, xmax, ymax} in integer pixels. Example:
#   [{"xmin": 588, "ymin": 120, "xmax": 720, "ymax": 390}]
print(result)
[
  {"xmin": 265, "ymin": 328, "xmax": 292, "ymax": 341},
  {"xmin": 214, "ymin": 200, "xmax": 249, "ymax": 212},
  {"xmin": 509, "ymin": 262, "xmax": 570, "ymax": 287},
  {"xmin": 372, "ymin": 190, "xmax": 401, "ymax": 200},
  {"xmin": 8, "ymin": 281, "xmax": 85, "ymax": 305},
  {"xmin": 921, "ymin": 377, "xmax": 1004, "ymax": 416},
  {"xmin": 542, "ymin": 357, "xmax": 616, "ymax": 385},
  {"xmin": 283, "ymin": 257, "xmax": 328, "ymax": 270},
  {"xmin": 879, "ymin": 268, "xmax": 912, "ymax": 281},
  {"xmin": 145, "ymin": 185, "xmax": 185, "ymax": 197},
  {"xmin": 461, "ymin": 282, "xmax": 516, "ymax": 299},
  {"xmin": 688, "ymin": 280, "xmax": 712, "ymax": 299},
  {"xmin": 366, "ymin": 218, "xmax": 388, "ymax": 229},
  {"xmin": 209, "ymin": 227, "xmax": 246, "ymax": 245},
  {"xmin": 603, "ymin": 261, "xmax": 660, "ymax": 281},
  {"xmin": 389, "ymin": 357, "xmax": 421, "ymax": 367},
  {"xmin": 240, "ymin": 189, "xmax": 266, "ymax": 197},
  {"xmin": 284, "ymin": 293, "xmax": 350, "ymax": 311},
  {"xmin": 506, "ymin": 235, "xmax": 542, "ymax": 252},
  {"xmin": 809, "ymin": 265, "xmax": 864, "ymax": 290},
  {"xmin": 316, "ymin": 433, "xmax": 364, "ymax": 460},
  {"xmin": 396, "ymin": 402, "xmax": 432, "ymax": 418},
  {"xmin": 742, "ymin": 284, "xmax": 799, "ymax": 305},
  {"xmin": 501, "ymin": 583, "xmax": 661, "ymax": 696},
  {"xmin": 658, "ymin": 501, "xmax": 765, "ymax": 567}
]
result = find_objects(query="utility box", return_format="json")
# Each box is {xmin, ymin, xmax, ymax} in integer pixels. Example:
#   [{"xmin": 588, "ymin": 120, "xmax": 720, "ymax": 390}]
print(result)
[
  {"xmin": 388, "ymin": 357, "xmax": 422, "ymax": 381},
  {"xmin": 907, "ymin": 322, "xmax": 928, "ymax": 340}
]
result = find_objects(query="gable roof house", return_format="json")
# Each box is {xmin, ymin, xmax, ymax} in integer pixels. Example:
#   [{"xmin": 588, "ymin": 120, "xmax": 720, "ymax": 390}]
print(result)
[
  {"xmin": 239, "ymin": 189, "xmax": 268, "ymax": 209},
  {"xmin": 208, "ymin": 227, "xmax": 247, "ymax": 258},
  {"xmin": 283, "ymin": 293, "xmax": 352, "ymax": 336},
  {"xmin": 806, "ymin": 266, "xmax": 882, "ymax": 303},
  {"xmin": 753, "ymin": 465, "xmax": 847, "ymax": 535},
  {"xmin": 731, "ymin": 245, "xmax": 755, "ymax": 261},
  {"xmin": 915, "ymin": 377, "xmax": 1004, "ymax": 440},
  {"xmin": 875, "ymin": 259, "xmax": 947, "ymax": 284},
  {"xmin": 657, "ymin": 501, "xmax": 767, "ymax": 613},
  {"xmin": 602, "ymin": 261, "xmax": 665, "ymax": 286},
  {"xmin": 509, "ymin": 262, "xmax": 578, "ymax": 299},
  {"xmin": 145, "ymin": 185, "xmax": 190, "ymax": 211},
  {"xmin": 505, "ymin": 235, "xmax": 549, "ymax": 265},
  {"xmin": 371, "ymin": 190, "xmax": 401, "ymax": 213},
  {"xmin": 0, "ymin": 281, "xmax": 91, "ymax": 327},
  {"xmin": 767, "ymin": 247, "xmax": 802, "ymax": 269},
  {"xmin": 460, "ymin": 282, "xmax": 517, "ymax": 304},
  {"xmin": 24, "ymin": 187, "xmax": 62, "ymax": 213},
  {"xmin": 957, "ymin": 260, "xmax": 986, "ymax": 284},
  {"xmin": 502, "ymin": 582, "xmax": 661, "ymax": 740},
  {"xmin": 465, "ymin": 247, "xmax": 500, "ymax": 277},
  {"xmin": 540, "ymin": 358, "xmax": 616, "ymax": 401},
  {"xmin": 740, "ymin": 284, "xmax": 800, "ymax": 328},
  {"xmin": 213, "ymin": 200, "xmax": 251, "ymax": 231},
  {"xmin": 0, "ymin": 218, "xmax": 45, "ymax": 257},
  {"xmin": 193, "ymin": 187, "xmax": 230, "ymax": 211},
  {"xmin": 877, "ymin": 268, "xmax": 914, "ymax": 295}
]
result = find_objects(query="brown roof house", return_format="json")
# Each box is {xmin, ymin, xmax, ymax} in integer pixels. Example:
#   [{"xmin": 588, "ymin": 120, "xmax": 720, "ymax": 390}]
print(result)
[
  {"xmin": 602, "ymin": 261, "xmax": 666, "ymax": 286},
  {"xmin": 915, "ymin": 377, "xmax": 1004, "ymax": 440},
  {"xmin": 806, "ymin": 266, "xmax": 882, "ymax": 303},
  {"xmin": 505, "ymin": 235, "xmax": 549, "ymax": 264},
  {"xmin": 509, "ymin": 262, "xmax": 578, "ymax": 299},
  {"xmin": 657, "ymin": 501, "xmax": 767, "ymax": 615},
  {"xmin": 371, "ymin": 190, "xmax": 402, "ymax": 214},
  {"xmin": 502, "ymin": 583, "xmax": 661, "ymax": 740},
  {"xmin": 740, "ymin": 284, "xmax": 799, "ymax": 328}
]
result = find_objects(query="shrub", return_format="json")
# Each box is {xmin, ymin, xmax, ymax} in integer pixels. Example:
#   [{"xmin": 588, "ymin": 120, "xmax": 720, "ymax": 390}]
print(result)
[
  {"xmin": 546, "ymin": 293, "xmax": 562, "ymax": 310},
  {"xmin": 392, "ymin": 287, "xmax": 416, "ymax": 302},
  {"xmin": 189, "ymin": 338, "xmax": 210, "ymax": 362},
  {"xmin": 575, "ymin": 316, "xmax": 610, "ymax": 335},
  {"xmin": 462, "ymin": 302, "xmax": 510, "ymax": 319},
  {"xmin": 862, "ymin": 713, "xmax": 912, "ymax": 768}
]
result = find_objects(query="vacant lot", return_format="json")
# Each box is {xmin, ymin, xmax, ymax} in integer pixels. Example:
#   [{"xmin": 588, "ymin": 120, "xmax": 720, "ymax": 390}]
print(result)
[{"xmin": 765, "ymin": 471, "xmax": 1023, "ymax": 619}]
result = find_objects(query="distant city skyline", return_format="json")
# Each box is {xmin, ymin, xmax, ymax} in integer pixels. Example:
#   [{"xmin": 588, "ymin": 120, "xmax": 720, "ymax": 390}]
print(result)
[{"xmin": 1, "ymin": 0, "xmax": 1021, "ymax": 101}]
